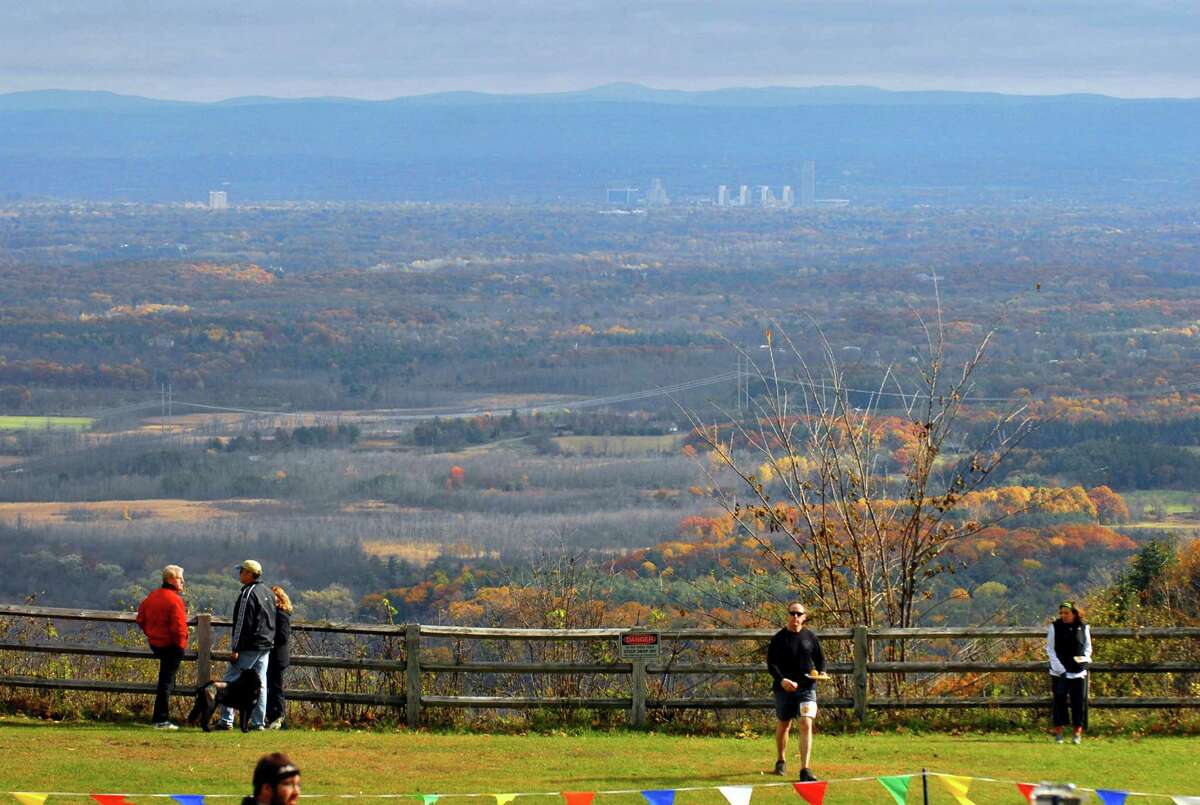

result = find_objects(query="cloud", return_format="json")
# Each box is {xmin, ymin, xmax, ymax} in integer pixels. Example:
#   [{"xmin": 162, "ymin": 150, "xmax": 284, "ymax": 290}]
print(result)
[{"xmin": 1, "ymin": 0, "xmax": 1197, "ymax": 99}]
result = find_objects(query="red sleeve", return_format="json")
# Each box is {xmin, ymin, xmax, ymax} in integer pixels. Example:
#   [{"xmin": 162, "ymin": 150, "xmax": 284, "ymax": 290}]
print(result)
[
  {"xmin": 135, "ymin": 598, "xmax": 148, "ymax": 634},
  {"xmin": 172, "ymin": 596, "xmax": 190, "ymax": 650}
]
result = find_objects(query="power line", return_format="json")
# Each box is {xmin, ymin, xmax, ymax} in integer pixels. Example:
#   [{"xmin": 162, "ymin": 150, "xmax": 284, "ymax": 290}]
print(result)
[
  {"xmin": 152, "ymin": 371, "xmax": 741, "ymax": 422},
  {"xmin": 66, "ymin": 367, "xmax": 1200, "ymax": 427},
  {"xmin": 764, "ymin": 375, "xmax": 1200, "ymax": 404}
]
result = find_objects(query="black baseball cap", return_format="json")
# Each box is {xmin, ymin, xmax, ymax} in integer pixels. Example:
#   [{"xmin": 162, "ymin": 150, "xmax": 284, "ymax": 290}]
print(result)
[{"xmin": 253, "ymin": 753, "xmax": 300, "ymax": 790}]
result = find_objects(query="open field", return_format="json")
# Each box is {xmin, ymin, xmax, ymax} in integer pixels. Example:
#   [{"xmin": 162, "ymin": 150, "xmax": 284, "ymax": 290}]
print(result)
[
  {"xmin": 0, "ymin": 416, "xmax": 92, "ymax": 431},
  {"xmin": 0, "ymin": 722, "xmax": 1196, "ymax": 804},
  {"xmin": 1122, "ymin": 490, "xmax": 1197, "ymax": 516},
  {"xmin": 553, "ymin": 434, "xmax": 688, "ymax": 457},
  {"xmin": 361, "ymin": 538, "xmax": 450, "ymax": 565},
  {"xmin": 0, "ymin": 498, "xmax": 283, "ymax": 526}
]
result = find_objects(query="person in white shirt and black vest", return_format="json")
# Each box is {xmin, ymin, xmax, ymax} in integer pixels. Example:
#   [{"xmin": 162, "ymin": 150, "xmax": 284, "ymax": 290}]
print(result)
[
  {"xmin": 1047, "ymin": 600, "xmax": 1092, "ymax": 744},
  {"xmin": 766, "ymin": 602, "xmax": 827, "ymax": 782}
]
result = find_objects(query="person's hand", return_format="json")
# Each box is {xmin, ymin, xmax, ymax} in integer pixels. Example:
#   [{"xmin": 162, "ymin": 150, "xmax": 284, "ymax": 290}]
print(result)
[
  {"xmin": 231, "ymin": 651, "xmax": 239, "ymax": 662},
  {"xmin": 807, "ymin": 670, "xmax": 830, "ymax": 680},
  {"xmin": 781, "ymin": 678, "xmax": 798, "ymax": 692}
]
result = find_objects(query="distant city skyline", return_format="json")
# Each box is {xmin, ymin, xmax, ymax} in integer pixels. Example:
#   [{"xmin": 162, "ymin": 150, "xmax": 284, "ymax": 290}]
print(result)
[{"xmin": 1, "ymin": 1, "xmax": 1197, "ymax": 101}]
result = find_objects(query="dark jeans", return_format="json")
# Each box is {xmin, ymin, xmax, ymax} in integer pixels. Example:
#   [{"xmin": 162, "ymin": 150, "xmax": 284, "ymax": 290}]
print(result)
[
  {"xmin": 266, "ymin": 660, "xmax": 289, "ymax": 724},
  {"xmin": 150, "ymin": 645, "xmax": 184, "ymax": 723},
  {"xmin": 1051, "ymin": 674, "xmax": 1088, "ymax": 729}
]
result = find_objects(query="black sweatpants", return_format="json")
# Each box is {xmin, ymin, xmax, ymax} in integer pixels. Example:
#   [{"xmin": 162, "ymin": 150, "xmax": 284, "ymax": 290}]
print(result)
[
  {"xmin": 266, "ymin": 660, "xmax": 289, "ymax": 724},
  {"xmin": 1051, "ymin": 674, "xmax": 1088, "ymax": 729},
  {"xmin": 150, "ymin": 645, "xmax": 184, "ymax": 723}
]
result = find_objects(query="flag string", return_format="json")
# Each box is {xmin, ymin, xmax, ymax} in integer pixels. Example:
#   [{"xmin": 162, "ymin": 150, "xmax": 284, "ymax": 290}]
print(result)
[
  {"xmin": 923, "ymin": 770, "xmax": 1181, "ymax": 801},
  {"xmin": 9, "ymin": 772, "xmax": 1195, "ymax": 801}
]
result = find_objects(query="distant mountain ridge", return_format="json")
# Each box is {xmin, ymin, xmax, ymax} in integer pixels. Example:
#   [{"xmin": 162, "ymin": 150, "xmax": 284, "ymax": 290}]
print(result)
[
  {"xmin": 1, "ymin": 83, "xmax": 1198, "ymax": 204},
  {"xmin": 1, "ymin": 82, "xmax": 1185, "ymax": 112}
]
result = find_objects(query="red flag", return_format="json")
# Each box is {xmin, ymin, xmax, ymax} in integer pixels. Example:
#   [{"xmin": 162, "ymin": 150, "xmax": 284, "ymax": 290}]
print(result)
[
  {"xmin": 93, "ymin": 796, "xmax": 131, "ymax": 805},
  {"xmin": 562, "ymin": 794, "xmax": 595, "ymax": 805},
  {"xmin": 1016, "ymin": 783, "xmax": 1036, "ymax": 803},
  {"xmin": 792, "ymin": 782, "xmax": 828, "ymax": 805}
]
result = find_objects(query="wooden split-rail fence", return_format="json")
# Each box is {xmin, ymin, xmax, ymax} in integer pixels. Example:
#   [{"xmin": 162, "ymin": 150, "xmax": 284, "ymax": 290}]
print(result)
[{"xmin": 1, "ymin": 604, "xmax": 1198, "ymax": 727}]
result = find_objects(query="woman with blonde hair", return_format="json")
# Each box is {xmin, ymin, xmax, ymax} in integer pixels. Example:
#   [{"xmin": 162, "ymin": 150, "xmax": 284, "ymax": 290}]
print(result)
[{"xmin": 266, "ymin": 585, "xmax": 293, "ymax": 730}]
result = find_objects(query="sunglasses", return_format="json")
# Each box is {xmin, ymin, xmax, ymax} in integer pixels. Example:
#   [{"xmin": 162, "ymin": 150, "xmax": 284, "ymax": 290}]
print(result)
[{"xmin": 788, "ymin": 611, "xmax": 805, "ymax": 616}]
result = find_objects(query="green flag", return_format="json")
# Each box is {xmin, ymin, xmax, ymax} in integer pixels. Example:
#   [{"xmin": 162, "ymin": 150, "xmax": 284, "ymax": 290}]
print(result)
[
  {"xmin": 422, "ymin": 796, "xmax": 439, "ymax": 805},
  {"xmin": 878, "ymin": 775, "xmax": 912, "ymax": 805}
]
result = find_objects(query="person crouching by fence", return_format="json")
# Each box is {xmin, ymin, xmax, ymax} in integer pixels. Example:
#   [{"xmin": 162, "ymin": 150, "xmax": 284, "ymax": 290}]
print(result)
[
  {"xmin": 135, "ymin": 564, "xmax": 189, "ymax": 730},
  {"xmin": 242, "ymin": 752, "xmax": 301, "ymax": 805},
  {"xmin": 1048, "ymin": 600, "xmax": 1092, "ymax": 744},
  {"xmin": 266, "ymin": 585, "xmax": 293, "ymax": 730}
]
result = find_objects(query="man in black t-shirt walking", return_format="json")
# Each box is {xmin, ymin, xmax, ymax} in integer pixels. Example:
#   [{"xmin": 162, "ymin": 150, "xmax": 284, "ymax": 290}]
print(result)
[{"xmin": 766, "ymin": 601, "xmax": 826, "ymax": 782}]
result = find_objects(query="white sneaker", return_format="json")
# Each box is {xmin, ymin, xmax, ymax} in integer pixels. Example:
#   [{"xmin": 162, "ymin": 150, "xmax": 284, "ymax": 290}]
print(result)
[
  {"xmin": 267, "ymin": 718, "xmax": 284, "ymax": 730},
  {"xmin": 1072, "ymin": 734, "xmax": 1082, "ymax": 745},
  {"xmin": 154, "ymin": 721, "xmax": 179, "ymax": 730}
]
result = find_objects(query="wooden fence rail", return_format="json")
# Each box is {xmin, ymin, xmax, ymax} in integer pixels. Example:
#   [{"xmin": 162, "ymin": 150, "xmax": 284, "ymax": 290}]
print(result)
[{"xmin": 1, "ymin": 604, "xmax": 1198, "ymax": 727}]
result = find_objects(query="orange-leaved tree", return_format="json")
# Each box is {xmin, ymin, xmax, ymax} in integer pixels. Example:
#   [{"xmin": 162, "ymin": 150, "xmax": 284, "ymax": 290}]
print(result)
[{"xmin": 687, "ymin": 301, "xmax": 1034, "ymax": 634}]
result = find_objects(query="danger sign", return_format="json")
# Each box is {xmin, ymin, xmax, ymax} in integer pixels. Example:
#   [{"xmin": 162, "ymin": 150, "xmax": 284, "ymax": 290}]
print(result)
[{"xmin": 619, "ymin": 630, "xmax": 661, "ymax": 660}]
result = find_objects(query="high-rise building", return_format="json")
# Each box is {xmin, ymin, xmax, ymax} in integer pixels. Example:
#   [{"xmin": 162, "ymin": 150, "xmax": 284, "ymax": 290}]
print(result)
[
  {"xmin": 781, "ymin": 186, "xmax": 794, "ymax": 208},
  {"xmin": 647, "ymin": 177, "xmax": 669, "ymax": 206},
  {"xmin": 800, "ymin": 162, "xmax": 816, "ymax": 208},
  {"xmin": 757, "ymin": 186, "xmax": 777, "ymax": 207},
  {"xmin": 208, "ymin": 190, "xmax": 228, "ymax": 211},
  {"xmin": 737, "ymin": 185, "xmax": 749, "ymax": 206},
  {"xmin": 716, "ymin": 185, "xmax": 729, "ymax": 207},
  {"xmin": 606, "ymin": 187, "xmax": 639, "ymax": 207}
]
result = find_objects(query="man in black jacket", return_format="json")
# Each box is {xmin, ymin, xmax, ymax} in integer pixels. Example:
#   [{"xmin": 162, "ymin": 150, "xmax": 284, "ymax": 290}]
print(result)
[
  {"xmin": 766, "ymin": 602, "xmax": 826, "ymax": 782},
  {"xmin": 216, "ymin": 559, "xmax": 276, "ymax": 730}
]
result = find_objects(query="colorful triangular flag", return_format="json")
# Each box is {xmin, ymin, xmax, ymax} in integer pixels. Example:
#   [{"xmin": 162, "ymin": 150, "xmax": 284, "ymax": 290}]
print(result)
[
  {"xmin": 494, "ymin": 796, "xmax": 517, "ymax": 805},
  {"xmin": 419, "ymin": 797, "xmax": 438, "ymax": 805},
  {"xmin": 717, "ymin": 787, "xmax": 752, "ymax": 805},
  {"xmin": 92, "ymin": 796, "xmax": 130, "ymax": 805},
  {"xmin": 878, "ymin": 775, "xmax": 912, "ymax": 805},
  {"xmin": 940, "ymin": 775, "xmax": 976, "ymax": 805},
  {"xmin": 1096, "ymin": 792, "xmax": 1127, "ymax": 805},
  {"xmin": 1016, "ymin": 783, "xmax": 1036, "ymax": 803},
  {"xmin": 561, "ymin": 794, "xmax": 594, "ymax": 805},
  {"xmin": 642, "ymin": 791, "xmax": 675, "ymax": 805},
  {"xmin": 1171, "ymin": 798, "xmax": 1200, "ymax": 805},
  {"xmin": 170, "ymin": 796, "xmax": 204, "ymax": 805},
  {"xmin": 792, "ymin": 781, "xmax": 828, "ymax": 805},
  {"xmin": 13, "ymin": 795, "xmax": 48, "ymax": 805}
]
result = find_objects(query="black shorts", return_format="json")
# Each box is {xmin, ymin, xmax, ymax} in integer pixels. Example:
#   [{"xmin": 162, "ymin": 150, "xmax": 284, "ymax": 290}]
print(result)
[{"xmin": 774, "ymin": 687, "xmax": 818, "ymax": 721}]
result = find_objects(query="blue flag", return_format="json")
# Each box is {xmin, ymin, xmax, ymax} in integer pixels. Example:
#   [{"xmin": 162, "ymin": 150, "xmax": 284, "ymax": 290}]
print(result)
[
  {"xmin": 642, "ymin": 791, "xmax": 675, "ymax": 805},
  {"xmin": 1096, "ymin": 791, "xmax": 1128, "ymax": 805},
  {"xmin": 171, "ymin": 796, "xmax": 205, "ymax": 805}
]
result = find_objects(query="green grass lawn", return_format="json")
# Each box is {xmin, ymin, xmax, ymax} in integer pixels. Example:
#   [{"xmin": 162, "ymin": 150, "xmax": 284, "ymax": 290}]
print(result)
[
  {"xmin": 0, "ymin": 721, "xmax": 1196, "ymax": 804},
  {"xmin": 0, "ymin": 416, "xmax": 93, "ymax": 432}
]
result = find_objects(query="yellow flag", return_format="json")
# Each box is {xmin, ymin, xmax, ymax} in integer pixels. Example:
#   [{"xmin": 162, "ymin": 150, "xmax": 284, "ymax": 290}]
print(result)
[
  {"xmin": 495, "ymin": 796, "xmax": 517, "ymax": 805},
  {"xmin": 14, "ymin": 795, "xmax": 49, "ymax": 805},
  {"xmin": 940, "ymin": 775, "xmax": 976, "ymax": 805}
]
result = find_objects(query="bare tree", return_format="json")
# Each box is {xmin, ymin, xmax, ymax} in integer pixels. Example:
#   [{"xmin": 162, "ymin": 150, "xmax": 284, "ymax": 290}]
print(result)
[{"xmin": 688, "ymin": 302, "xmax": 1033, "ymax": 634}]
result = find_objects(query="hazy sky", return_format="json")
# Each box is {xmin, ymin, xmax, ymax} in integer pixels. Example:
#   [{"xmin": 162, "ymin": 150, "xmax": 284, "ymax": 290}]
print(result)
[{"xmin": 3, "ymin": 0, "xmax": 1198, "ymax": 100}]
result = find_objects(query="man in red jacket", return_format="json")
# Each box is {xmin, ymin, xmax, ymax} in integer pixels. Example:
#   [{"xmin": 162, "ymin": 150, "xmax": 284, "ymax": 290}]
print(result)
[{"xmin": 135, "ymin": 564, "xmax": 189, "ymax": 729}]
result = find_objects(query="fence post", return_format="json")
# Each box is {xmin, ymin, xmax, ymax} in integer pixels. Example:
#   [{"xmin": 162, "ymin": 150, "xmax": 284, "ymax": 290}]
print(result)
[
  {"xmin": 852, "ymin": 624, "xmax": 869, "ymax": 723},
  {"xmin": 405, "ymin": 623, "xmax": 421, "ymax": 729},
  {"xmin": 194, "ymin": 613, "xmax": 213, "ymax": 690},
  {"xmin": 629, "ymin": 659, "xmax": 648, "ymax": 728}
]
